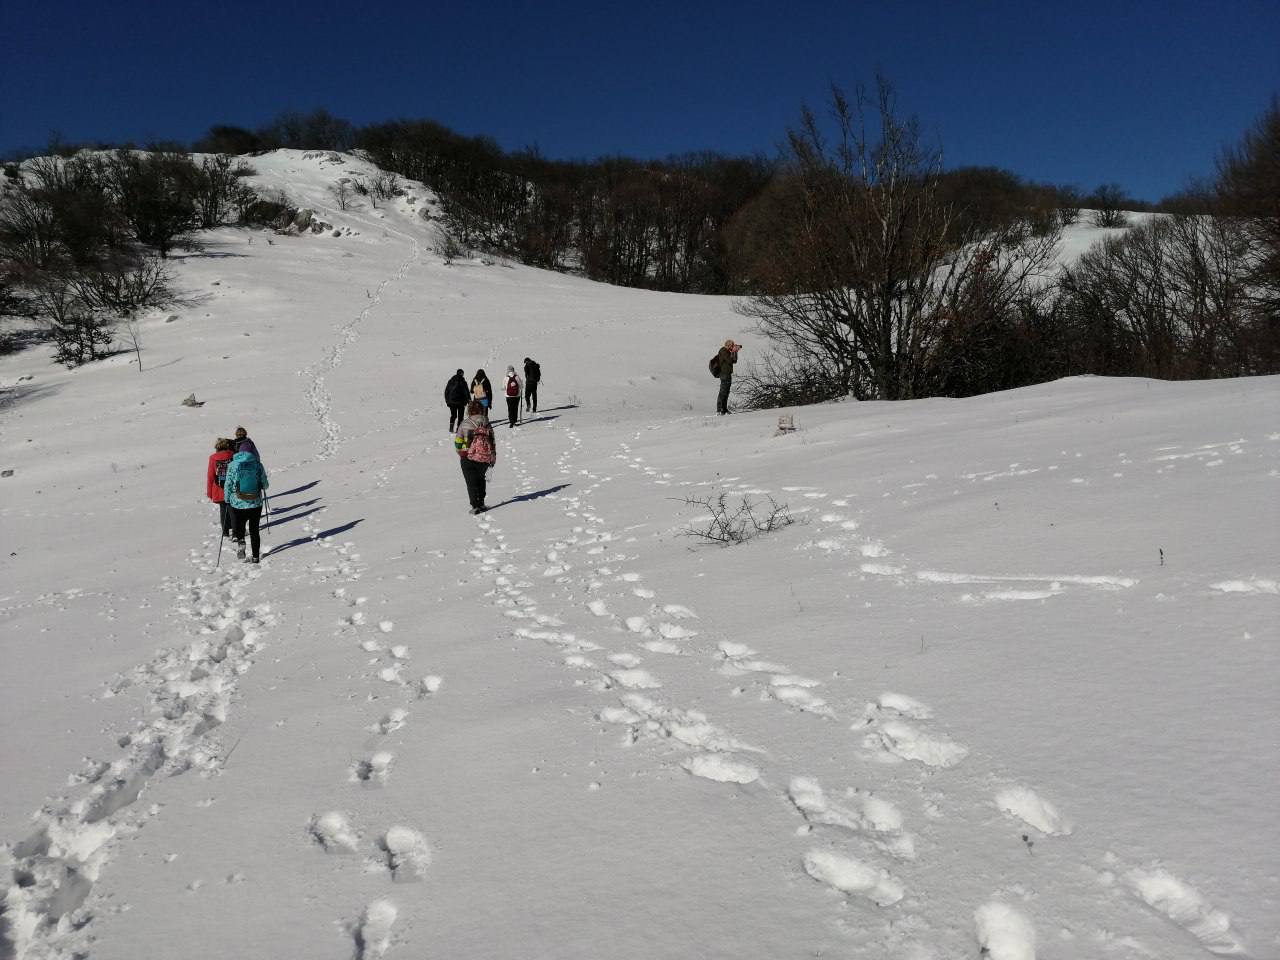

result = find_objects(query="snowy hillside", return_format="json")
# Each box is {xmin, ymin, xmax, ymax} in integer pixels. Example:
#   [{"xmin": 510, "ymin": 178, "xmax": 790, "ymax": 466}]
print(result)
[{"xmin": 1, "ymin": 150, "xmax": 1277, "ymax": 960}]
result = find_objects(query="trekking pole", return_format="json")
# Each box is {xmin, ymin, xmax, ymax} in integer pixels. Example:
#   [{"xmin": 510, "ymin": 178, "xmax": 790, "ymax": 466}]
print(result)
[
  {"xmin": 216, "ymin": 528, "xmax": 225, "ymax": 568},
  {"xmin": 263, "ymin": 494, "xmax": 272, "ymax": 538}
]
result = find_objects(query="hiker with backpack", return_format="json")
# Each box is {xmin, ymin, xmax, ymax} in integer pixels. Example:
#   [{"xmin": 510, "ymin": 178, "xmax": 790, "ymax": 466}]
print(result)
[
  {"xmin": 445, "ymin": 368, "xmax": 470, "ymax": 432},
  {"xmin": 454, "ymin": 400, "xmax": 497, "ymax": 514},
  {"xmin": 711, "ymin": 339, "xmax": 742, "ymax": 415},
  {"xmin": 224, "ymin": 444, "xmax": 270, "ymax": 563},
  {"xmin": 471, "ymin": 369, "xmax": 493, "ymax": 411},
  {"xmin": 502, "ymin": 365, "xmax": 522, "ymax": 428},
  {"xmin": 232, "ymin": 426, "xmax": 259, "ymax": 455},
  {"xmin": 206, "ymin": 438, "xmax": 234, "ymax": 539},
  {"xmin": 523, "ymin": 357, "xmax": 541, "ymax": 414}
]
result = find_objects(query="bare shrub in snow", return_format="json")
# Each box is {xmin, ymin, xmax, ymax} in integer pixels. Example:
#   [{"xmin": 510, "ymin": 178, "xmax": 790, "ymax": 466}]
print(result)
[
  {"xmin": 434, "ymin": 234, "xmax": 467, "ymax": 264},
  {"xmin": 1090, "ymin": 182, "xmax": 1130, "ymax": 228},
  {"xmin": 330, "ymin": 180, "xmax": 353, "ymax": 211},
  {"xmin": 369, "ymin": 171, "xmax": 402, "ymax": 201},
  {"xmin": 678, "ymin": 491, "xmax": 800, "ymax": 545}
]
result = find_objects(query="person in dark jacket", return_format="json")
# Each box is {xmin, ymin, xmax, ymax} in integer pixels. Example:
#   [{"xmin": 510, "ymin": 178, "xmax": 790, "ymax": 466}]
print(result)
[
  {"xmin": 224, "ymin": 448, "xmax": 269, "ymax": 563},
  {"xmin": 232, "ymin": 426, "xmax": 259, "ymax": 455},
  {"xmin": 471, "ymin": 369, "xmax": 493, "ymax": 411},
  {"xmin": 715, "ymin": 339, "xmax": 741, "ymax": 415},
  {"xmin": 206, "ymin": 438, "xmax": 235, "ymax": 538},
  {"xmin": 522, "ymin": 357, "xmax": 541, "ymax": 413},
  {"xmin": 445, "ymin": 368, "xmax": 469, "ymax": 432},
  {"xmin": 454, "ymin": 400, "xmax": 497, "ymax": 514}
]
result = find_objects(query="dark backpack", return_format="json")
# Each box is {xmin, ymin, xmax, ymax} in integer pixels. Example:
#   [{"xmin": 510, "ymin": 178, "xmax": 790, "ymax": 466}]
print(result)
[
  {"xmin": 506, "ymin": 375, "xmax": 520, "ymax": 397},
  {"xmin": 526, "ymin": 361, "xmax": 541, "ymax": 382},
  {"xmin": 446, "ymin": 376, "xmax": 468, "ymax": 405},
  {"xmin": 709, "ymin": 354, "xmax": 722, "ymax": 378},
  {"xmin": 236, "ymin": 464, "xmax": 262, "ymax": 501},
  {"xmin": 214, "ymin": 458, "xmax": 230, "ymax": 488}
]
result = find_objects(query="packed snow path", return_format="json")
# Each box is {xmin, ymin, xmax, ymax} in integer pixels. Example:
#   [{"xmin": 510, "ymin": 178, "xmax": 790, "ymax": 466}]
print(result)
[{"xmin": 2, "ymin": 151, "xmax": 1276, "ymax": 959}]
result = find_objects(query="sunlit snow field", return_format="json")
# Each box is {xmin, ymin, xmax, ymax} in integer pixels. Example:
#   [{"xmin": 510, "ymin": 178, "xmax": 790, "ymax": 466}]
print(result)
[{"xmin": 1, "ymin": 151, "xmax": 1276, "ymax": 960}]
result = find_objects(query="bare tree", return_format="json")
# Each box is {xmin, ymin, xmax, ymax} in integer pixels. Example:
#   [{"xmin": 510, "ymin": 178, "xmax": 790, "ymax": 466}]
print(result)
[
  {"xmin": 1090, "ymin": 183, "xmax": 1129, "ymax": 228},
  {"xmin": 329, "ymin": 179, "xmax": 353, "ymax": 210},
  {"xmin": 737, "ymin": 77, "xmax": 1060, "ymax": 403}
]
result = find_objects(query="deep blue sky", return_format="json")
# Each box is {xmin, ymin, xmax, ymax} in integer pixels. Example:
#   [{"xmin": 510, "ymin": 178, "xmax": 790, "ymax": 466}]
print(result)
[{"xmin": 3, "ymin": 0, "xmax": 1277, "ymax": 201}]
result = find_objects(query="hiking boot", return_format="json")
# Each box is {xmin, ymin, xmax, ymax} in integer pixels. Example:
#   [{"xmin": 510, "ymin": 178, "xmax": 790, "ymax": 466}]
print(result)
[
  {"xmin": 249, "ymin": 557, "xmax": 260, "ymax": 564},
  {"xmin": 236, "ymin": 542, "xmax": 246, "ymax": 560}
]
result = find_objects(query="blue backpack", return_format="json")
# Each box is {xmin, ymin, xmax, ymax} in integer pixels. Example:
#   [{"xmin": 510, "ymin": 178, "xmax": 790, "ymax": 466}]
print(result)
[{"xmin": 236, "ymin": 464, "xmax": 262, "ymax": 501}]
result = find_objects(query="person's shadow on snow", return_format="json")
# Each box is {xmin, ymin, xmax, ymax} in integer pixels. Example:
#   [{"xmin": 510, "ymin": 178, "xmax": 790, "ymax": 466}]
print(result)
[
  {"xmin": 489, "ymin": 483, "xmax": 571, "ymax": 511},
  {"xmin": 272, "ymin": 480, "xmax": 321, "ymax": 498},
  {"xmin": 265, "ymin": 518, "xmax": 364, "ymax": 557}
]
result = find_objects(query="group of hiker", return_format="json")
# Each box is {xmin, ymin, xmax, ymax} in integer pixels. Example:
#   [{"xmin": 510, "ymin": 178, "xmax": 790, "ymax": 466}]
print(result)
[
  {"xmin": 445, "ymin": 358, "xmax": 541, "ymax": 514},
  {"xmin": 445, "ymin": 358, "xmax": 541, "ymax": 432},
  {"xmin": 204, "ymin": 341, "xmax": 743, "ymax": 540},
  {"xmin": 205, "ymin": 427, "xmax": 269, "ymax": 564}
]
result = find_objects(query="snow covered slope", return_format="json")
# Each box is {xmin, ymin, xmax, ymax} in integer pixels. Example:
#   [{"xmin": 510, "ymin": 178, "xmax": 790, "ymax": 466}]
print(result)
[{"xmin": 1, "ymin": 151, "xmax": 1276, "ymax": 960}]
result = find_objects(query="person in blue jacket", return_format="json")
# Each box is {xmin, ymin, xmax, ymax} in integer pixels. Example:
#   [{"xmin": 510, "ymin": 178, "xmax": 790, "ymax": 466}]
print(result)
[{"xmin": 224, "ymin": 448, "xmax": 269, "ymax": 563}]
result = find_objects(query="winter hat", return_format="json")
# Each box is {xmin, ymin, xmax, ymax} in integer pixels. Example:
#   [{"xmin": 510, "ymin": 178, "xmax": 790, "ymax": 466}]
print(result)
[
  {"xmin": 507, "ymin": 365, "xmax": 515, "ymax": 374},
  {"xmin": 725, "ymin": 339, "xmax": 740, "ymax": 351},
  {"xmin": 456, "ymin": 368, "xmax": 464, "ymax": 376}
]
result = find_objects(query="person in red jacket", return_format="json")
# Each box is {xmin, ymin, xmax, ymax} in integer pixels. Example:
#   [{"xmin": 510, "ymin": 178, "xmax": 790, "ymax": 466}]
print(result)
[{"xmin": 206, "ymin": 438, "xmax": 234, "ymax": 538}]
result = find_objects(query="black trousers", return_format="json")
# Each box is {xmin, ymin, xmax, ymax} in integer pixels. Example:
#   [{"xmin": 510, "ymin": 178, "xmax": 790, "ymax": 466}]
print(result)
[
  {"xmin": 217, "ymin": 501, "xmax": 232, "ymax": 537},
  {"xmin": 505, "ymin": 396, "xmax": 520, "ymax": 427},
  {"xmin": 716, "ymin": 376, "xmax": 732, "ymax": 414},
  {"xmin": 448, "ymin": 403, "xmax": 466, "ymax": 431},
  {"xmin": 525, "ymin": 381, "xmax": 538, "ymax": 412},
  {"xmin": 231, "ymin": 505, "xmax": 263, "ymax": 559},
  {"xmin": 460, "ymin": 458, "xmax": 488, "ymax": 509}
]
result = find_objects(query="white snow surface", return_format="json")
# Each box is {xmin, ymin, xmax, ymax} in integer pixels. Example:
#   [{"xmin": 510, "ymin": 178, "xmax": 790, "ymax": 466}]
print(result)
[{"xmin": 0, "ymin": 150, "xmax": 1277, "ymax": 959}]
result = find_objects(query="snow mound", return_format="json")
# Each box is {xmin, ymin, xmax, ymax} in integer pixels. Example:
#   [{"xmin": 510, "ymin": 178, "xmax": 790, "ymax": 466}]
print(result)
[
  {"xmin": 355, "ymin": 899, "xmax": 397, "ymax": 960},
  {"xmin": 802, "ymin": 849, "xmax": 904, "ymax": 905},
  {"xmin": 681, "ymin": 754, "xmax": 760, "ymax": 784},
  {"xmin": 381, "ymin": 825, "xmax": 431, "ymax": 880},
  {"xmin": 995, "ymin": 786, "xmax": 1073, "ymax": 836},
  {"xmin": 974, "ymin": 901, "xmax": 1036, "ymax": 960},
  {"xmin": 1126, "ymin": 868, "xmax": 1248, "ymax": 956},
  {"xmin": 309, "ymin": 811, "xmax": 358, "ymax": 852}
]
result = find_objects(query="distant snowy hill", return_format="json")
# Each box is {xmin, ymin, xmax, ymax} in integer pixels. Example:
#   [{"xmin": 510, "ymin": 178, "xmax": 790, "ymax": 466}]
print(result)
[{"xmin": 1, "ymin": 150, "xmax": 1276, "ymax": 960}]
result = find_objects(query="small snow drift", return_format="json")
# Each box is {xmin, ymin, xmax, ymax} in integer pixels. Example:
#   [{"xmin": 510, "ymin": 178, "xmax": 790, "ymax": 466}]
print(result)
[
  {"xmin": 308, "ymin": 811, "xmax": 358, "ymax": 853},
  {"xmin": 1126, "ymin": 868, "xmax": 1249, "ymax": 956},
  {"xmin": 974, "ymin": 901, "xmax": 1037, "ymax": 960},
  {"xmin": 354, "ymin": 899, "xmax": 398, "ymax": 960},
  {"xmin": 802, "ymin": 849, "xmax": 904, "ymax": 906},
  {"xmin": 995, "ymin": 786, "xmax": 1073, "ymax": 836},
  {"xmin": 380, "ymin": 825, "xmax": 431, "ymax": 880},
  {"xmin": 680, "ymin": 754, "xmax": 759, "ymax": 784}
]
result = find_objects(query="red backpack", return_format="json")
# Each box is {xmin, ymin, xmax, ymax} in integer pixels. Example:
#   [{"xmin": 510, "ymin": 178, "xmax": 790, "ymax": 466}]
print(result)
[
  {"xmin": 505, "ymin": 375, "xmax": 519, "ymax": 397},
  {"xmin": 466, "ymin": 424, "xmax": 496, "ymax": 465}
]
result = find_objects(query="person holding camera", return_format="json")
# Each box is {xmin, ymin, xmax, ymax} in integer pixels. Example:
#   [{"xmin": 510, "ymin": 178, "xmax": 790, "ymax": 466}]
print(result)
[{"xmin": 714, "ymin": 339, "xmax": 742, "ymax": 415}]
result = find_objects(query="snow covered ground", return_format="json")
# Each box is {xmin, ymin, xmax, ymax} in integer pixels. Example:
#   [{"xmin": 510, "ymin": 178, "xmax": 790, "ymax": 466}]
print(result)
[{"xmin": 1, "ymin": 150, "xmax": 1277, "ymax": 960}]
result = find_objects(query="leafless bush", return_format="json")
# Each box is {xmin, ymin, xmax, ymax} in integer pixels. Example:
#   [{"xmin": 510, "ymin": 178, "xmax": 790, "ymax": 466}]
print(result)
[
  {"xmin": 677, "ymin": 492, "xmax": 801, "ymax": 545},
  {"xmin": 434, "ymin": 234, "xmax": 467, "ymax": 263},
  {"xmin": 370, "ymin": 171, "xmax": 401, "ymax": 200},
  {"xmin": 1090, "ymin": 183, "xmax": 1130, "ymax": 228},
  {"xmin": 330, "ymin": 180, "xmax": 352, "ymax": 210},
  {"xmin": 193, "ymin": 154, "xmax": 254, "ymax": 229}
]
